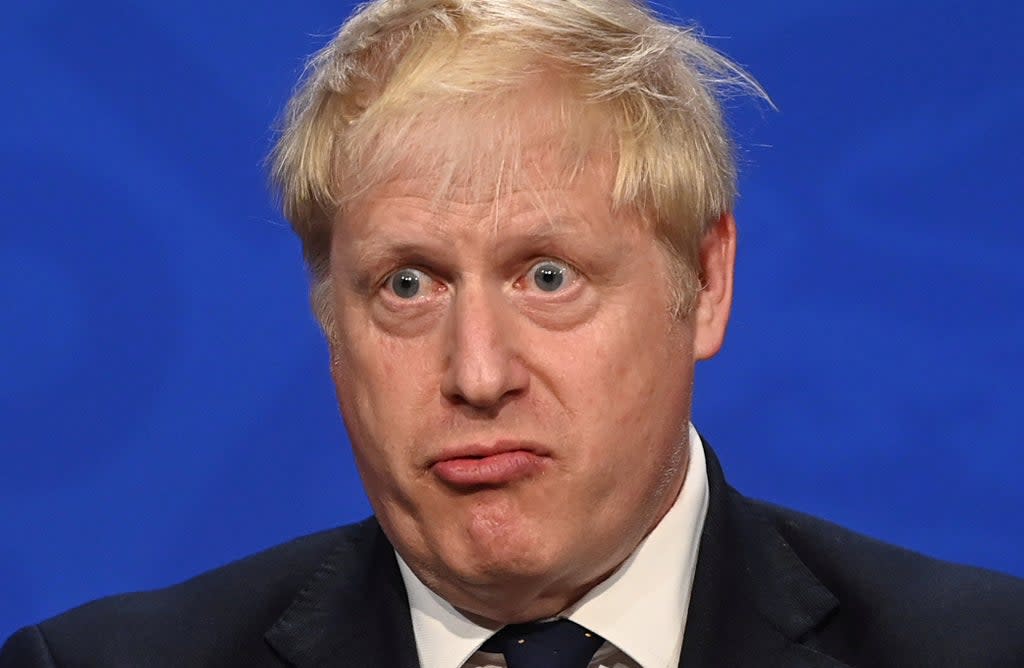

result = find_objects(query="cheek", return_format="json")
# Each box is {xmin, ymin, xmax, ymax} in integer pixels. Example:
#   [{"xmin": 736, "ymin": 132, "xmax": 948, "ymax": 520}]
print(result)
[
  {"xmin": 556, "ymin": 313, "xmax": 692, "ymax": 449},
  {"xmin": 332, "ymin": 324, "xmax": 439, "ymax": 454},
  {"xmin": 337, "ymin": 296, "xmax": 434, "ymax": 387}
]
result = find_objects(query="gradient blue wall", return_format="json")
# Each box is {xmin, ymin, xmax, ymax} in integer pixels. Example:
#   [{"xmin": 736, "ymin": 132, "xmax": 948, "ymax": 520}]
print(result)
[{"xmin": 2, "ymin": 0, "xmax": 1022, "ymax": 637}]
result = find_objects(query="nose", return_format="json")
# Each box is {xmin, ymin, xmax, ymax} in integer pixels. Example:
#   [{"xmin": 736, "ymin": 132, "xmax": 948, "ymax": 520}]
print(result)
[{"xmin": 441, "ymin": 283, "xmax": 529, "ymax": 410}]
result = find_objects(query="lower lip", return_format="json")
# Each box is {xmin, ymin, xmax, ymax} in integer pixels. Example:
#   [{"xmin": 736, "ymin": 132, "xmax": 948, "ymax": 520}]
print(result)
[{"xmin": 432, "ymin": 450, "xmax": 547, "ymax": 487}]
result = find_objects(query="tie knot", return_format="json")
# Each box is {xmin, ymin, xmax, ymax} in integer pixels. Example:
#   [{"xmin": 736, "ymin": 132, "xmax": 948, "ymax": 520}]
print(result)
[{"xmin": 481, "ymin": 619, "xmax": 604, "ymax": 668}]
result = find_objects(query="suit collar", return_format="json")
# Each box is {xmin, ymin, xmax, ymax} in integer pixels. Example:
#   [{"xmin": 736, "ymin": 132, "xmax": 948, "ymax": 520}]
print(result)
[
  {"xmin": 680, "ymin": 438, "xmax": 847, "ymax": 667},
  {"xmin": 264, "ymin": 519, "xmax": 420, "ymax": 667}
]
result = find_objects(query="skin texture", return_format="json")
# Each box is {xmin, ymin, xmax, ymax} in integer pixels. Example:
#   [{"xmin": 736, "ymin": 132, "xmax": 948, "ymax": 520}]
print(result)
[{"xmin": 326, "ymin": 112, "xmax": 736, "ymax": 624}]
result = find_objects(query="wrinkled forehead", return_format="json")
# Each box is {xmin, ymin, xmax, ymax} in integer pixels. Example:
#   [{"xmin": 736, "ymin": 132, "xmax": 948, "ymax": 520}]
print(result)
[{"xmin": 337, "ymin": 78, "xmax": 627, "ymax": 225}]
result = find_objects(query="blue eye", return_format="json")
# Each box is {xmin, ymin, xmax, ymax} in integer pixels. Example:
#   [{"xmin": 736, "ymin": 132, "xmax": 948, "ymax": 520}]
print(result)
[
  {"xmin": 388, "ymin": 268, "xmax": 426, "ymax": 299},
  {"xmin": 530, "ymin": 260, "xmax": 569, "ymax": 292}
]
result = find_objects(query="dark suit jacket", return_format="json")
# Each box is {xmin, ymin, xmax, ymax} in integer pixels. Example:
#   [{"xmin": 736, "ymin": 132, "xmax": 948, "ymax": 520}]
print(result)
[{"xmin": 3, "ymin": 442, "xmax": 1023, "ymax": 667}]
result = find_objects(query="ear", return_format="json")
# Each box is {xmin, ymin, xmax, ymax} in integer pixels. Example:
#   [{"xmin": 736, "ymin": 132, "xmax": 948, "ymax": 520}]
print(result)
[{"xmin": 692, "ymin": 212, "xmax": 737, "ymax": 361}]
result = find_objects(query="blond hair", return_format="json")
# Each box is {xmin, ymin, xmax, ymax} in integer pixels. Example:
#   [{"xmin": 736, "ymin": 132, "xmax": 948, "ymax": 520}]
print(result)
[{"xmin": 270, "ymin": 0, "xmax": 769, "ymax": 331}]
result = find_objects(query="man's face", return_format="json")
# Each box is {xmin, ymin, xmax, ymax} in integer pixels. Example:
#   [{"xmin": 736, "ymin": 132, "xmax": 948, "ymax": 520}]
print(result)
[{"xmin": 327, "ymin": 118, "xmax": 733, "ymax": 623}]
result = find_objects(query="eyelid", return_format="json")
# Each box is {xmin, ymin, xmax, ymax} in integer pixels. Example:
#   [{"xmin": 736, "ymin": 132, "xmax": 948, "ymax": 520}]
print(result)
[{"xmin": 528, "ymin": 257, "xmax": 568, "ymax": 269}]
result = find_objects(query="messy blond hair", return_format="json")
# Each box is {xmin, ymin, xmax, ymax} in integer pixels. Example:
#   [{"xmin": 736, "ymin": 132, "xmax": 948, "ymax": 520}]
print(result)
[{"xmin": 270, "ymin": 0, "xmax": 768, "ymax": 332}]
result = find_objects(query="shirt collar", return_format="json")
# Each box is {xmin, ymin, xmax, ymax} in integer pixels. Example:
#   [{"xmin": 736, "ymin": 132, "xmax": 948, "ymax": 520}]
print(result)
[{"xmin": 398, "ymin": 423, "xmax": 709, "ymax": 668}]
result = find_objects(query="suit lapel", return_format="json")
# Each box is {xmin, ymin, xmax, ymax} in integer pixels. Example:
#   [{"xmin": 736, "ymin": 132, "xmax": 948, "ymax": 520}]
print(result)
[
  {"xmin": 264, "ymin": 519, "xmax": 420, "ymax": 668},
  {"xmin": 680, "ymin": 441, "xmax": 848, "ymax": 668}
]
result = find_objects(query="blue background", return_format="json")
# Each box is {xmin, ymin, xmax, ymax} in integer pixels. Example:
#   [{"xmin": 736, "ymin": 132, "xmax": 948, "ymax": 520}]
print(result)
[{"xmin": 2, "ymin": 0, "xmax": 1022, "ymax": 638}]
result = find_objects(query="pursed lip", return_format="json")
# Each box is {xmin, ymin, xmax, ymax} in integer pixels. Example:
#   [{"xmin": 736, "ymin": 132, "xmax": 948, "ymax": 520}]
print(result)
[
  {"xmin": 429, "ymin": 440, "xmax": 552, "ymax": 487},
  {"xmin": 429, "ymin": 439, "xmax": 551, "ymax": 466}
]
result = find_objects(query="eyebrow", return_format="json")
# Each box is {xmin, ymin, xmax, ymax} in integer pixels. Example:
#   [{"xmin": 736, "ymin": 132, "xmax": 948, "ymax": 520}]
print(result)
[
  {"xmin": 361, "ymin": 218, "xmax": 583, "ymax": 257},
  {"xmin": 354, "ymin": 240, "xmax": 445, "ymax": 270},
  {"xmin": 342, "ymin": 240, "xmax": 441, "ymax": 293}
]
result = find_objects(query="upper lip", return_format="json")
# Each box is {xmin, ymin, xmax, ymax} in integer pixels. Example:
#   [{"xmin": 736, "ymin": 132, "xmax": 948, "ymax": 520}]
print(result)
[{"xmin": 429, "ymin": 439, "xmax": 551, "ymax": 465}]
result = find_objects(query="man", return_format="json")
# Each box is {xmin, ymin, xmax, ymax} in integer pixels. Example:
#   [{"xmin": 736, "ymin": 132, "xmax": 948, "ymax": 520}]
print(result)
[{"xmin": 3, "ymin": 1, "xmax": 1022, "ymax": 666}]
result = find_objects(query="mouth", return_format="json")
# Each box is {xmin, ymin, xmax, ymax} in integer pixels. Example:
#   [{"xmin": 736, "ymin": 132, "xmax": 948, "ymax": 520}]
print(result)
[{"xmin": 430, "ymin": 440, "xmax": 551, "ymax": 488}]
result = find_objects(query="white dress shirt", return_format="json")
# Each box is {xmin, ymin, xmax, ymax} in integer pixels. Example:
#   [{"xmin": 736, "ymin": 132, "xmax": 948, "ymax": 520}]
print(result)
[{"xmin": 397, "ymin": 423, "xmax": 709, "ymax": 668}]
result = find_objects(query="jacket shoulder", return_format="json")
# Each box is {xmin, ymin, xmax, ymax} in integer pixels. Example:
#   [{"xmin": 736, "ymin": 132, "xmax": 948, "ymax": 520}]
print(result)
[
  {"xmin": 751, "ymin": 499, "xmax": 1024, "ymax": 666},
  {"xmin": 1, "ymin": 520, "xmax": 379, "ymax": 668}
]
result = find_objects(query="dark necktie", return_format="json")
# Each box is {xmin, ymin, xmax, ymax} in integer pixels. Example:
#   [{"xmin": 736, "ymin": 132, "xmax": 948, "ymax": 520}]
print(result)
[{"xmin": 480, "ymin": 619, "xmax": 605, "ymax": 668}]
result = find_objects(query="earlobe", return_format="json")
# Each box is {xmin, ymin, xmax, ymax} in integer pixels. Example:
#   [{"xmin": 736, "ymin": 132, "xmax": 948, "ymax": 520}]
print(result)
[{"xmin": 693, "ymin": 213, "xmax": 737, "ymax": 361}]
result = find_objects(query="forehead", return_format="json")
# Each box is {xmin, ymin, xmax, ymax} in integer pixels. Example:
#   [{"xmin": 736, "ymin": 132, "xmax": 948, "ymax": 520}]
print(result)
[
  {"xmin": 345, "ymin": 153, "xmax": 622, "ymax": 254},
  {"xmin": 356, "ymin": 143, "xmax": 613, "ymax": 208},
  {"xmin": 338, "ymin": 181, "xmax": 623, "ymax": 276}
]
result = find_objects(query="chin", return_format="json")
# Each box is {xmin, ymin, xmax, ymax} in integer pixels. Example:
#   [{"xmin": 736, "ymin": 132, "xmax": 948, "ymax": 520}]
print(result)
[
  {"xmin": 446, "ymin": 535, "xmax": 572, "ymax": 588},
  {"xmin": 440, "ymin": 546, "xmax": 598, "ymax": 625}
]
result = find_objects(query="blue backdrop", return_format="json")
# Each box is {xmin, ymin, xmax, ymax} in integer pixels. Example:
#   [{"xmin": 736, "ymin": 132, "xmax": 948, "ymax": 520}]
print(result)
[{"xmin": 2, "ymin": 0, "xmax": 1022, "ymax": 638}]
